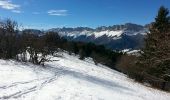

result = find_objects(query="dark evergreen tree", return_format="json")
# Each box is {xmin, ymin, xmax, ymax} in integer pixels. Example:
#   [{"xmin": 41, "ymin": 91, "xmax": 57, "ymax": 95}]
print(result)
[{"xmin": 138, "ymin": 6, "xmax": 170, "ymax": 81}]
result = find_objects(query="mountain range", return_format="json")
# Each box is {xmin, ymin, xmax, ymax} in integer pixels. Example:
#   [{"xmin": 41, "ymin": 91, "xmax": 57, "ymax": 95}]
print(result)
[{"xmin": 48, "ymin": 23, "xmax": 148, "ymax": 50}]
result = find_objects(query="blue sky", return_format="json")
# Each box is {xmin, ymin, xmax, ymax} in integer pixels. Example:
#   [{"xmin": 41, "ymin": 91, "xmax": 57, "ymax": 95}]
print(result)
[{"xmin": 0, "ymin": 0, "xmax": 170, "ymax": 29}]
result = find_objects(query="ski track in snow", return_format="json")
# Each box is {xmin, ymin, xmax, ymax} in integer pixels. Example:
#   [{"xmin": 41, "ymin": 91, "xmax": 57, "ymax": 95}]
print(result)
[{"xmin": 0, "ymin": 52, "xmax": 170, "ymax": 100}]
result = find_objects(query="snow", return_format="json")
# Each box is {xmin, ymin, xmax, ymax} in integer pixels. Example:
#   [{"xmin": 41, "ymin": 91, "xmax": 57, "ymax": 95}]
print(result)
[
  {"xmin": 57, "ymin": 29, "xmax": 147, "ymax": 40},
  {"xmin": 122, "ymin": 49, "xmax": 130, "ymax": 53},
  {"xmin": 93, "ymin": 30, "xmax": 123, "ymax": 39},
  {"xmin": 58, "ymin": 30, "xmax": 125, "ymax": 39},
  {"xmin": 124, "ymin": 30, "xmax": 147, "ymax": 36},
  {"xmin": 121, "ymin": 49, "xmax": 141, "ymax": 56},
  {"xmin": 0, "ymin": 52, "xmax": 170, "ymax": 100},
  {"xmin": 127, "ymin": 50, "xmax": 140, "ymax": 54}
]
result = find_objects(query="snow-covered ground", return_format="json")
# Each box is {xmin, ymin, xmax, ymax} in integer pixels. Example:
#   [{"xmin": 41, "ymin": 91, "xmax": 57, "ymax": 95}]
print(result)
[{"xmin": 0, "ymin": 52, "xmax": 170, "ymax": 100}]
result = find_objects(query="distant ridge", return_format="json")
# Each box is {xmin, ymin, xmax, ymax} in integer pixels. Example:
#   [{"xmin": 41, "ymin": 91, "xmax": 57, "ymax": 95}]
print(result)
[{"xmin": 22, "ymin": 23, "xmax": 149, "ymax": 50}]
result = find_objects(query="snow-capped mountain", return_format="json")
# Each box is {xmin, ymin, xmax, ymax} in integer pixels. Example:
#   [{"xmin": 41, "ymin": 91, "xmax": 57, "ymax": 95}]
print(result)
[{"xmin": 49, "ymin": 23, "xmax": 148, "ymax": 50}]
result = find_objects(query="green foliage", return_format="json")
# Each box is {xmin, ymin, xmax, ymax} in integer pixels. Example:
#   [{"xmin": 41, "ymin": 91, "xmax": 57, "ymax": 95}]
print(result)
[
  {"xmin": 154, "ymin": 6, "xmax": 170, "ymax": 32},
  {"xmin": 116, "ymin": 6, "xmax": 170, "ymax": 91},
  {"xmin": 138, "ymin": 6, "xmax": 170, "ymax": 82},
  {"xmin": 139, "ymin": 7, "xmax": 170, "ymax": 79}
]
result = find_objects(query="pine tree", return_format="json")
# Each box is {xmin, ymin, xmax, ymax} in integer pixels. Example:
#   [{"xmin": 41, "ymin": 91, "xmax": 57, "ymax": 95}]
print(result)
[{"xmin": 139, "ymin": 6, "xmax": 170, "ymax": 81}]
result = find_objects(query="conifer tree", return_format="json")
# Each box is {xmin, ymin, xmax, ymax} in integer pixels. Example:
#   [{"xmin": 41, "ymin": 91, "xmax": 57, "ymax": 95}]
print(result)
[{"xmin": 139, "ymin": 6, "xmax": 170, "ymax": 81}]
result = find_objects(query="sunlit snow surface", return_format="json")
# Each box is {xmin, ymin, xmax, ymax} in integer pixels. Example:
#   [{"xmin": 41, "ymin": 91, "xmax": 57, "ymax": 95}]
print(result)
[
  {"xmin": 58, "ymin": 30, "xmax": 125, "ymax": 39},
  {"xmin": 0, "ymin": 52, "xmax": 170, "ymax": 100}
]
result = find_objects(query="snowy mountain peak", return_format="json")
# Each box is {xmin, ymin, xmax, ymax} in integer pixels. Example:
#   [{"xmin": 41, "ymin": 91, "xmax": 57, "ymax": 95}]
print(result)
[
  {"xmin": 22, "ymin": 23, "xmax": 148, "ymax": 50},
  {"xmin": 48, "ymin": 23, "xmax": 148, "ymax": 39}
]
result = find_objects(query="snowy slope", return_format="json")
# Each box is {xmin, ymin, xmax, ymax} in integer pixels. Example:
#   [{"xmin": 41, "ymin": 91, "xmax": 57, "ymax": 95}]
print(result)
[{"xmin": 0, "ymin": 52, "xmax": 170, "ymax": 100}]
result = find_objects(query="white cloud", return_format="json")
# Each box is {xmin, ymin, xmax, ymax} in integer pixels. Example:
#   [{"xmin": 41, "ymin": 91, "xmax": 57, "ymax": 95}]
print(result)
[
  {"xmin": 47, "ymin": 10, "xmax": 68, "ymax": 16},
  {"xmin": 0, "ymin": 0, "xmax": 21, "ymax": 13},
  {"xmin": 0, "ymin": 0, "xmax": 20, "ymax": 10},
  {"xmin": 12, "ymin": 10, "xmax": 21, "ymax": 13}
]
